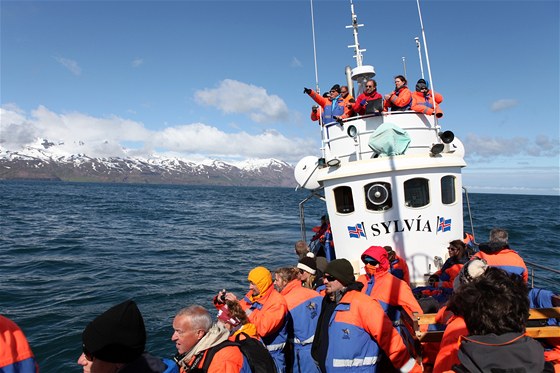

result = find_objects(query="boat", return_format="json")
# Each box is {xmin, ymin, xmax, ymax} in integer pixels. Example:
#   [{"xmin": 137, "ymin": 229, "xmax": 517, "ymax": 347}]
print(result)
[{"xmin": 295, "ymin": 0, "xmax": 466, "ymax": 287}]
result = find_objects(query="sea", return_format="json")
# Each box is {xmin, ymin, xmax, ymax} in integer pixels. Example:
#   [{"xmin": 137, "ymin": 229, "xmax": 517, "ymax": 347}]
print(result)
[{"xmin": 1, "ymin": 180, "xmax": 558, "ymax": 372}]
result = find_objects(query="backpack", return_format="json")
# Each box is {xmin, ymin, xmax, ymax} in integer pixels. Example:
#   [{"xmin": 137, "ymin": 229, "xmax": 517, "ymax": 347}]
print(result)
[{"xmin": 201, "ymin": 332, "xmax": 277, "ymax": 373}]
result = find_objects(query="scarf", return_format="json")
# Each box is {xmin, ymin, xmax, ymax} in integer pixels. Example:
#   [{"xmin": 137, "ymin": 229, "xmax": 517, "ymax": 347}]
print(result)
[{"xmin": 178, "ymin": 323, "xmax": 230, "ymax": 371}]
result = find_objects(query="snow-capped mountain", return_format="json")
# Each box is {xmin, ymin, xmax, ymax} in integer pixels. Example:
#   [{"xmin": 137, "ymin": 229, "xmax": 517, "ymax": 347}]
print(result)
[{"xmin": 0, "ymin": 138, "xmax": 296, "ymax": 187}]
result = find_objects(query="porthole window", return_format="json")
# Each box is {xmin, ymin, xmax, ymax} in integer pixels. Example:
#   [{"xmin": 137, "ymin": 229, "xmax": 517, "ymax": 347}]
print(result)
[
  {"xmin": 441, "ymin": 176, "xmax": 456, "ymax": 204},
  {"xmin": 364, "ymin": 182, "xmax": 392, "ymax": 211},
  {"xmin": 334, "ymin": 186, "xmax": 354, "ymax": 213},
  {"xmin": 404, "ymin": 178, "xmax": 430, "ymax": 208}
]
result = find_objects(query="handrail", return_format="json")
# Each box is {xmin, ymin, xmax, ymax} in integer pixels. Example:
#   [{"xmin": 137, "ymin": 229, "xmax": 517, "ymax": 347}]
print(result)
[
  {"xmin": 299, "ymin": 189, "xmax": 325, "ymax": 243},
  {"xmin": 462, "ymin": 186, "xmax": 476, "ymax": 243},
  {"xmin": 525, "ymin": 260, "xmax": 560, "ymax": 275}
]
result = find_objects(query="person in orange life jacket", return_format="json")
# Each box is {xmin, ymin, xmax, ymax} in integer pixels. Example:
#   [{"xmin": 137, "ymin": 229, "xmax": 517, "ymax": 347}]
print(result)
[
  {"xmin": 428, "ymin": 240, "xmax": 470, "ymax": 289},
  {"xmin": 384, "ymin": 245, "xmax": 411, "ymax": 285},
  {"xmin": 79, "ymin": 300, "xmax": 178, "ymax": 373},
  {"xmin": 304, "ymin": 85, "xmax": 349, "ymax": 124},
  {"xmin": 472, "ymin": 228, "xmax": 528, "ymax": 283},
  {"xmin": 0, "ymin": 315, "xmax": 38, "ymax": 373},
  {"xmin": 444, "ymin": 267, "xmax": 552, "ymax": 373},
  {"xmin": 340, "ymin": 85, "xmax": 353, "ymax": 104},
  {"xmin": 311, "ymin": 259, "xmax": 422, "ymax": 373},
  {"xmin": 411, "ymin": 78, "xmax": 443, "ymax": 117},
  {"xmin": 171, "ymin": 305, "xmax": 248, "ymax": 373},
  {"xmin": 224, "ymin": 266, "xmax": 288, "ymax": 373},
  {"xmin": 384, "ymin": 75, "xmax": 412, "ymax": 112},
  {"xmin": 352, "ymin": 79, "xmax": 383, "ymax": 115},
  {"xmin": 310, "ymin": 93, "xmax": 329, "ymax": 122},
  {"xmin": 357, "ymin": 246, "xmax": 423, "ymax": 322},
  {"xmin": 432, "ymin": 258, "xmax": 489, "ymax": 373},
  {"xmin": 274, "ymin": 267, "xmax": 323, "ymax": 373}
]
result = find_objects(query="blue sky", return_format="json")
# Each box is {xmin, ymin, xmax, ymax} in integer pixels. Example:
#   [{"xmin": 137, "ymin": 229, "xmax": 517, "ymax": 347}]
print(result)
[{"xmin": 1, "ymin": 0, "xmax": 558, "ymax": 195}]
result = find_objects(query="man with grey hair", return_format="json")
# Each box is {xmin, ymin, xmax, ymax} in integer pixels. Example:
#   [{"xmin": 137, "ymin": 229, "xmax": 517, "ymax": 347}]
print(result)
[
  {"xmin": 171, "ymin": 305, "xmax": 247, "ymax": 372},
  {"xmin": 472, "ymin": 228, "xmax": 528, "ymax": 282},
  {"xmin": 294, "ymin": 240, "xmax": 310, "ymax": 260}
]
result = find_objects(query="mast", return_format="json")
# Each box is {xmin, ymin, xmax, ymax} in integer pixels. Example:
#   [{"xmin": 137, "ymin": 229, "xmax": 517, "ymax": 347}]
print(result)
[{"xmin": 346, "ymin": 1, "xmax": 375, "ymax": 87}]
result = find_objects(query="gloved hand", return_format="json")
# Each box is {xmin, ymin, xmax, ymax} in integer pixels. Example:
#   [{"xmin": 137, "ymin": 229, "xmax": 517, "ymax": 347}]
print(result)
[
  {"xmin": 428, "ymin": 275, "xmax": 439, "ymax": 286},
  {"xmin": 360, "ymin": 99, "xmax": 367, "ymax": 106},
  {"xmin": 334, "ymin": 116, "xmax": 344, "ymax": 125},
  {"xmin": 303, "ymin": 87, "xmax": 312, "ymax": 94}
]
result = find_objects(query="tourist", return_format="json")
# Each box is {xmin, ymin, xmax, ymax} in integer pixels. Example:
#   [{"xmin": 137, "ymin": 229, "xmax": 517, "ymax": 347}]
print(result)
[
  {"xmin": 171, "ymin": 305, "xmax": 248, "ymax": 373},
  {"xmin": 410, "ymin": 78, "xmax": 443, "ymax": 117},
  {"xmin": 223, "ymin": 266, "xmax": 288, "ymax": 372},
  {"xmin": 472, "ymin": 228, "xmax": 528, "ymax": 282},
  {"xmin": 303, "ymin": 85, "xmax": 349, "ymax": 124},
  {"xmin": 294, "ymin": 240, "xmax": 310, "ymax": 260},
  {"xmin": 0, "ymin": 315, "xmax": 38, "ymax": 372},
  {"xmin": 79, "ymin": 300, "xmax": 177, "ymax": 373},
  {"xmin": 352, "ymin": 79, "xmax": 383, "ymax": 115},
  {"xmin": 432, "ymin": 257, "xmax": 489, "ymax": 373},
  {"xmin": 274, "ymin": 267, "xmax": 323, "ymax": 373},
  {"xmin": 445, "ymin": 267, "xmax": 550, "ymax": 372},
  {"xmin": 297, "ymin": 256, "xmax": 318, "ymax": 290},
  {"xmin": 384, "ymin": 75, "xmax": 412, "ymax": 111},
  {"xmin": 428, "ymin": 240, "xmax": 469, "ymax": 289},
  {"xmin": 311, "ymin": 259, "xmax": 421, "ymax": 372},
  {"xmin": 356, "ymin": 246, "xmax": 423, "ymax": 357}
]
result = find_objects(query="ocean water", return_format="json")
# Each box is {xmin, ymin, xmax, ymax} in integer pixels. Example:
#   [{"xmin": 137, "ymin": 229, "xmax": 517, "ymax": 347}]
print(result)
[{"xmin": 0, "ymin": 181, "xmax": 558, "ymax": 372}]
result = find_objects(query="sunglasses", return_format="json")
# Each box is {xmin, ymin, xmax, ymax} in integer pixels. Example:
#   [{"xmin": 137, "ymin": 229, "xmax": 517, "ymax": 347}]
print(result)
[
  {"xmin": 363, "ymin": 257, "xmax": 379, "ymax": 266},
  {"xmin": 324, "ymin": 274, "xmax": 337, "ymax": 282},
  {"xmin": 298, "ymin": 269, "xmax": 306, "ymax": 275},
  {"xmin": 366, "ymin": 85, "xmax": 375, "ymax": 88},
  {"xmin": 83, "ymin": 344, "xmax": 94, "ymax": 362}
]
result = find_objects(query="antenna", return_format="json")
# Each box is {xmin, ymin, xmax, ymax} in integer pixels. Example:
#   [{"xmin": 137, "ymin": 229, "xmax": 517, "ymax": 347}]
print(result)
[
  {"xmin": 346, "ymin": 0, "xmax": 366, "ymax": 67},
  {"xmin": 310, "ymin": 0, "xmax": 320, "ymax": 94},
  {"xmin": 416, "ymin": 0, "xmax": 438, "ymax": 127},
  {"xmin": 415, "ymin": 37, "xmax": 425, "ymax": 79},
  {"xmin": 402, "ymin": 57, "xmax": 407, "ymax": 79}
]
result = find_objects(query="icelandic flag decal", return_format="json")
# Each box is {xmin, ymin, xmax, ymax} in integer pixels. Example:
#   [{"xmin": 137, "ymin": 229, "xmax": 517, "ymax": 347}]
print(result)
[
  {"xmin": 437, "ymin": 217, "xmax": 452, "ymax": 233},
  {"xmin": 348, "ymin": 223, "xmax": 366, "ymax": 238}
]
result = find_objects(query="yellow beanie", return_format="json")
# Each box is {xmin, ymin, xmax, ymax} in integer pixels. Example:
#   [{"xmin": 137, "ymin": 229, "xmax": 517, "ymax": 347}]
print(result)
[{"xmin": 247, "ymin": 266, "xmax": 272, "ymax": 295}]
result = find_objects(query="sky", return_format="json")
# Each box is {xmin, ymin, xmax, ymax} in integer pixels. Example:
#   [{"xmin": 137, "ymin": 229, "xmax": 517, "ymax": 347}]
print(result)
[{"xmin": 1, "ymin": 0, "xmax": 558, "ymax": 195}]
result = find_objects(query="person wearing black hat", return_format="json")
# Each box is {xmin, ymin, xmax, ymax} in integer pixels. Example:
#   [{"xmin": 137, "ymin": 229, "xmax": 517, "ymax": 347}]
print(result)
[
  {"xmin": 410, "ymin": 78, "xmax": 444, "ymax": 117},
  {"xmin": 310, "ymin": 259, "xmax": 421, "ymax": 373},
  {"xmin": 303, "ymin": 84, "xmax": 349, "ymax": 125},
  {"xmin": 79, "ymin": 300, "xmax": 177, "ymax": 373}
]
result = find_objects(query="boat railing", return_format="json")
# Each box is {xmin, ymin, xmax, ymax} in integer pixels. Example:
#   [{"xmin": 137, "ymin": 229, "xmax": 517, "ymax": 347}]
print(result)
[
  {"xmin": 298, "ymin": 188, "xmax": 325, "ymax": 244},
  {"xmin": 526, "ymin": 260, "xmax": 560, "ymax": 293},
  {"xmin": 321, "ymin": 111, "xmax": 441, "ymax": 162}
]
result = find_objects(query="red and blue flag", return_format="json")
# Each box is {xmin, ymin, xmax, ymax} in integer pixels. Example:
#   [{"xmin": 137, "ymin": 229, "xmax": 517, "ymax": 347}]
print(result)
[
  {"xmin": 437, "ymin": 217, "xmax": 452, "ymax": 232},
  {"xmin": 348, "ymin": 223, "xmax": 366, "ymax": 238}
]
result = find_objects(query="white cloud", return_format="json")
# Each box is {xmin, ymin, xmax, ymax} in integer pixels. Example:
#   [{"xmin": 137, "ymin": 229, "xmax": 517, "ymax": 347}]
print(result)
[
  {"xmin": 132, "ymin": 58, "xmax": 144, "ymax": 67},
  {"xmin": 53, "ymin": 56, "xmax": 82, "ymax": 76},
  {"xmin": 0, "ymin": 105, "xmax": 315, "ymax": 162},
  {"xmin": 194, "ymin": 79, "xmax": 290, "ymax": 124},
  {"xmin": 463, "ymin": 133, "xmax": 559, "ymax": 158},
  {"xmin": 490, "ymin": 99, "xmax": 518, "ymax": 112},
  {"xmin": 291, "ymin": 57, "xmax": 302, "ymax": 68}
]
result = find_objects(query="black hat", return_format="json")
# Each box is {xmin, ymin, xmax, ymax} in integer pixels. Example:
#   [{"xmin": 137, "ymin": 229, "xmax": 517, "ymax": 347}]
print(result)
[
  {"xmin": 297, "ymin": 256, "xmax": 317, "ymax": 275},
  {"xmin": 416, "ymin": 79, "xmax": 428, "ymax": 92},
  {"xmin": 325, "ymin": 259, "xmax": 355, "ymax": 286},
  {"xmin": 82, "ymin": 300, "xmax": 146, "ymax": 363},
  {"xmin": 330, "ymin": 84, "xmax": 341, "ymax": 93}
]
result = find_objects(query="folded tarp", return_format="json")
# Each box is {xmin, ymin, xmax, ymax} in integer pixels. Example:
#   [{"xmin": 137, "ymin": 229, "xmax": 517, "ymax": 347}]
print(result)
[{"xmin": 368, "ymin": 122, "xmax": 411, "ymax": 156}]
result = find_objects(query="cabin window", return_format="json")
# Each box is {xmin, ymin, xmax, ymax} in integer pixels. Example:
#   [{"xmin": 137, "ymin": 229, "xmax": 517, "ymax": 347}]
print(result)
[
  {"xmin": 441, "ymin": 176, "xmax": 456, "ymax": 204},
  {"xmin": 334, "ymin": 186, "xmax": 354, "ymax": 213},
  {"xmin": 404, "ymin": 178, "xmax": 430, "ymax": 208},
  {"xmin": 364, "ymin": 182, "xmax": 392, "ymax": 211}
]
